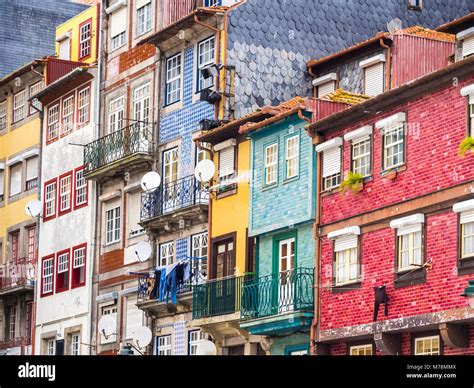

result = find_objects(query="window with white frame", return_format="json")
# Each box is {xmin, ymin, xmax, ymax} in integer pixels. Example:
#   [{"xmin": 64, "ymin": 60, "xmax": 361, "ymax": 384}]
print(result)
[
  {"xmin": 197, "ymin": 143, "xmax": 211, "ymax": 163},
  {"xmin": 136, "ymin": 1, "xmax": 152, "ymax": 36},
  {"xmin": 314, "ymin": 73, "xmax": 337, "ymax": 98},
  {"xmin": 414, "ymin": 336, "xmax": 440, "ymax": 355},
  {"xmin": 469, "ymin": 101, "xmax": 474, "ymax": 137},
  {"xmin": 127, "ymin": 191, "xmax": 144, "ymax": 238},
  {"xmin": 9, "ymin": 162, "xmax": 22, "ymax": 196},
  {"xmin": 0, "ymin": 100, "xmax": 6, "ymax": 130},
  {"xmin": 57, "ymin": 250, "xmax": 70, "ymax": 291},
  {"xmin": 0, "ymin": 168, "xmax": 4, "ymax": 201},
  {"xmin": 166, "ymin": 54, "xmax": 182, "ymax": 105},
  {"xmin": 42, "ymin": 257, "xmax": 54, "ymax": 295},
  {"xmin": 133, "ymin": 83, "xmax": 150, "ymax": 123},
  {"xmin": 109, "ymin": 5, "xmax": 127, "ymax": 51},
  {"xmin": 72, "ymin": 245, "xmax": 86, "ymax": 287},
  {"xmin": 192, "ymin": 233, "xmax": 208, "ymax": 284},
  {"xmin": 108, "ymin": 96, "xmax": 124, "ymax": 133},
  {"xmin": 350, "ymin": 344, "xmax": 373, "ymax": 355},
  {"xmin": 58, "ymin": 37, "xmax": 71, "ymax": 60},
  {"xmin": 376, "ymin": 113, "xmax": 406, "ymax": 171},
  {"xmin": 59, "ymin": 173, "xmax": 72, "ymax": 213},
  {"xmin": 457, "ymin": 28, "xmax": 474, "ymax": 58},
  {"xmin": 62, "ymin": 94, "xmax": 75, "ymax": 134},
  {"xmin": 453, "ymin": 201, "xmax": 474, "ymax": 259},
  {"xmin": 285, "ymin": 135, "xmax": 299, "ymax": 179},
  {"xmin": 44, "ymin": 180, "xmax": 57, "ymax": 218},
  {"xmin": 75, "ymin": 168, "xmax": 87, "ymax": 207},
  {"xmin": 157, "ymin": 335, "xmax": 172, "ymax": 355},
  {"xmin": 79, "ymin": 21, "xmax": 91, "ymax": 58},
  {"xmin": 329, "ymin": 228, "xmax": 360, "ymax": 286},
  {"xmin": 197, "ymin": 36, "xmax": 215, "ymax": 92},
  {"xmin": 188, "ymin": 330, "xmax": 208, "ymax": 355},
  {"xmin": 159, "ymin": 241, "xmax": 174, "ymax": 267},
  {"xmin": 390, "ymin": 214, "xmax": 424, "ymax": 271},
  {"xmin": 264, "ymin": 143, "xmax": 278, "ymax": 186},
  {"xmin": 105, "ymin": 206, "xmax": 121, "ymax": 245},
  {"xmin": 360, "ymin": 55, "xmax": 385, "ymax": 97},
  {"xmin": 218, "ymin": 146, "xmax": 235, "ymax": 185},
  {"xmin": 29, "ymin": 81, "xmax": 44, "ymax": 115},
  {"xmin": 71, "ymin": 333, "xmax": 80, "ymax": 355},
  {"xmin": 25, "ymin": 156, "xmax": 38, "ymax": 190},
  {"xmin": 13, "ymin": 90, "xmax": 26, "ymax": 123},
  {"xmin": 27, "ymin": 227, "xmax": 36, "ymax": 261},
  {"xmin": 343, "ymin": 126, "xmax": 374, "ymax": 178},
  {"xmin": 100, "ymin": 305, "xmax": 117, "ymax": 344},
  {"xmin": 47, "ymin": 103, "xmax": 60, "ymax": 142},
  {"xmin": 77, "ymin": 86, "xmax": 90, "ymax": 126},
  {"xmin": 316, "ymin": 138, "xmax": 342, "ymax": 191},
  {"xmin": 47, "ymin": 339, "xmax": 56, "ymax": 355},
  {"xmin": 8, "ymin": 306, "xmax": 16, "ymax": 340}
]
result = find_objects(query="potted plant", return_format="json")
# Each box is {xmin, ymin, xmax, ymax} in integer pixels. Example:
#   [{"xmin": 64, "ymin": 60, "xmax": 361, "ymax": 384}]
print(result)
[
  {"xmin": 459, "ymin": 137, "xmax": 474, "ymax": 157},
  {"xmin": 382, "ymin": 168, "xmax": 397, "ymax": 180},
  {"xmin": 340, "ymin": 171, "xmax": 364, "ymax": 193}
]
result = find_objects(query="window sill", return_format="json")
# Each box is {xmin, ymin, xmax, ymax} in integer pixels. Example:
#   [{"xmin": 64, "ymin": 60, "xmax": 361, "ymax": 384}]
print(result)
[
  {"xmin": 394, "ymin": 266, "xmax": 426, "ymax": 288},
  {"xmin": 320, "ymin": 186, "xmax": 340, "ymax": 197},
  {"xmin": 163, "ymin": 101, "xmax": 182, "ymax": 115},
  {"xmin": 216, "ymin": 186, "xmax": 237, "ymax": 199},
  {"xmin": 332, "ymin": 281, "xmax": 362, "ymax": 294},
  {"xmin": 283, "ymin": 175, "xmax": 299, "ymax": 185},
  {"xmin": 457, "ymin": 256, "xmax": 474, "ymax": 275},
  {"xmin": 262, "ymin": 183, "xmax": 278, "ymax": 192},
  {"xmin": 381, "ymin": 164, "xmax": 406, "ymax": 177}
]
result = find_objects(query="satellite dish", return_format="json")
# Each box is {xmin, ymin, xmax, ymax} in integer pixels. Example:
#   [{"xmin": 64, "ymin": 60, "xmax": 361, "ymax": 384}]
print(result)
[
  {"xmin": 132, "ymin": 326, "xmax": 152, "ymax": 348},
  {"xmin": 196, "ymin": 339, "xmax": 217, "ymax": 356},
  {"xmin": 25, "ymin": 199, "xmax": 42, "ymax": 217},
  {"xmin": 141, "ymin": 172, "xmax": 161, "ymax": 192},
  {"xmin": 387, "ymin": 18, "xmax": 402, "ymax": 34},
  {"xmin": 98, "ymin": 315, "xmax": 116, "ymax": 338},
  {"xmin": 133, "ymin": 241, "xmax": 152, "ymax": 262},
  {"xmin": 194, "ymin": 160, "xmax": 216, "ymax": 183}
]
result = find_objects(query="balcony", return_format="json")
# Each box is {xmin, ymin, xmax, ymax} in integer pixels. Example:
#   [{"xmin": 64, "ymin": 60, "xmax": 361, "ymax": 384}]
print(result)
[
  {"xmin": 0, "ymin": 258, "xmax": 35, "ymax": 296},
  {"xmin": 136, "ymin": 264, "xmax": 207, "ymax": 318},
  {"xmin": 140, "ymin": 175, "xmax": 208, "ymax": 233},
  {"xmin": 84, "ymin": 123, "xmax": 153, "ymax": 180},
  {"xmin": 240, "ymin": 268, "xmax": 315, "ymax": 336},
  {"xmin": 0, "ymin": 337, "xmax": 29, "ymax": 355}
]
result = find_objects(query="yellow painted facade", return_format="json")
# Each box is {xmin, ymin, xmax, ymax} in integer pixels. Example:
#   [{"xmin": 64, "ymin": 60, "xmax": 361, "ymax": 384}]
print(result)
[
  {"xmin": 210, "ymin": 140, "xmax": 250, "ymax": 275},
  {"xmin": 55, "ymin": 4, "xmax": 99, "ymax": 64}
]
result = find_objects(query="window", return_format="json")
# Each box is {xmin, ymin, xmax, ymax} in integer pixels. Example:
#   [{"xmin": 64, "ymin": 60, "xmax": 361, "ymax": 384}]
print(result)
[
  {"xmin": 7, "ymin": 306, "xmax": 17, "ymax": 340},
  {"xmin": 332, "ymin": 232, "xmax": 359, "ymax": 285},
  {"xmin": 59, "ymin": 172, "xmax": 72, "ymax": 215},
  {"xmin": 204, "ymin": 0, "xmax": 221, "ymax": 5},
  {"xmin": 56, "ymin": 250, "xmax": 70, "ymax": 292},
  {"xmin": 285, "ymin": 135, "xmax": 299, "ymax": 179},
  {"xmin": 44, "ymin": 179, "xmax": 57, "ymax": 220},
  {"xmin": 157, "ymin": 335, "xmax": 172, "ymax": 355},
  {"xmin": 414, "ymin": 336, "xmax": 440, "ymax": 356},
  {"xmin": 316, "ymin": 138, "xmax": 342, "ymax": 191},
  {"xmin": 197, "ymin": 36, "xmax": 215, "ymax": 92},
  {"xmin": 408, "ymin": 0, "xmax": 422, "ymax": 10},
  {"xmin": 62, "ymin": 94, "xmax": 75, "ymax": 135},
  {"xmin": 109, "ymin": 5, "xmax": 127, "ymax": 51},
  {"xmin": 58, "ymin": 37, "xmax": 71, "ymax": 60},
  {"xmin": 383, "ymin": 122, "xmax": 405, "ymax": 170},
  {"xmin": 47, "ymin": 103, "xmax": 60, "ymax": 142},
  {"xmin": 10, "ymin": 231, "xmax": 19, "ymax": 262},
  {"xmin": 188, "ymin": 330, "xmax": 208, "ymax": 355},
  {"xmin": 108, "ymin": 96, "xmax": 124, "ymax": 133},
  {"xmin": 127, "ymin": 191, "xmax": 144, "ymax": 238},
  {"xmin": 9, "ymin": 162, "xmax": 22, "ymax": 197},
  {"xmin": 159, "ymin": 241, "xmax": 174, "ymax": 267},
  {"xmin": 47, "ymin": 339, "xmax": 56, "ymax": 355},
  {"xmin": 166, "ymin": 54, "xmax": 182, "ymax": 105},
  {"xmin": 111, "ymin": 31, "xmax": 126, "ymax": 50},
  {"xmin": 25, "ymin": 156, "xmax": 39, "ymax": 190},
  {"xmin": 25, "ymin": 302, "xmax": 33, "ymax": 345},
  {"xmin": 71, "ymin": 334, "xmax": 80, "ymax": 356},
  {"xmin": 0, "ymin": 168, "xmax": 4, "ymax": 201},
  {"xmin": 74, "ymin": 167, "xmax": 87, "ymax": 209},
  {"xmin": 469, "ymin": 102, "xmax": 474, "ymax": 137},
  {"xmin": 314, "ymin": 73, "xmax": 337, "ymax": 98},
  {"xmin": 218, "ymin": 146, "xmax": 235, "ymax": 188},
  {"xmin": 133, "ymin": 83, "xmax": 150, "ymax": 123},
  {"xmin": 77, "ymin": 86, "xmax": 90, "ymax": 127},
  {"xmin": 461, "ymin": 33, "xmax": 474, "ymax": 58},
  {"xmin": 79, "ymin": 20, "xmax": 92, "ymax": 59},
  {"xmin": 0, "ymin": 100, "xmax": 6, "ymax": 130},
  {"xmin": 72, "ymin": 244, "xmax": 86, "ymax": 288},
  {"xmin": 13, "ymin": 90, "xmax": 26, "ymax": 123},
  {"xmin": 42, "ymin": 256, "xmax": 54, "ymax": 296},
  {"xmin": 27, "ymin": 227, "xmax": 36, "ymax": 261},
  {"xmin": 360, "ymin": 55, "xmax": 385, "ymax": 97},
  {"xmin": 137, "ymin": 2, "xmax": 152, "ymax": 36},
  {"xmin": 285, "ymin": 345, "xmax": 309, "ymax": 355},
  {"xmin": 350, "ymin": 344, "xmax": 373, "ymax": 355},
  {"xmin": 29, "ymin": 82, "xmax": 44, "ymax": 115},
  {"xmin": 101, "ymin": 305, "xmax": 117, "ymax": 344},
  {"xmin": 192, "ymin": 233, "xmax": 208, "ymax": 284},
  {"xmin": 197, "ymin": 143, "xmax": 211, "ymax": 163},
  {"xmin": 352, "ymin": 137, "xmax": 371, "ymax": 177},
  {"xmin": 390, "ymin": 214, "xmax": 424, "ymax": 272},
  {"xmin": 461, "ymin": 213, "xmax": 474, "ymax": 259},
  {"xmin": 105, "ymin": 206, "xmax": 121, "ymax": 245},
  {"xmin": 264, "ymin": 143, "xmax": 278, "ymax": 186}
]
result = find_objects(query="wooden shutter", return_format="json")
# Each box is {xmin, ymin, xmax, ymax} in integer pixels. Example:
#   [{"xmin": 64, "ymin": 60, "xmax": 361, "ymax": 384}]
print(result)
[
  {"xmin": 322, "ymin": 147, "xmax": 341, "ymax": 178},
  {"xmin": 218, "ymin": 147, "xmax": 234, "ymax": 178},
  {"xmin": 317, "ymin": 81, "xmax": 336, "ymax": 98},
  {"xmin": 110, "ymin": 6, "xmax": 127, "ymax": 38},
  {"xmin": 364, "ymin": 62, "xmax": 384, "ymax": 96},
  {"xmin": 463, "ymin": 36, "xmax": 474, "ymax": 58}
]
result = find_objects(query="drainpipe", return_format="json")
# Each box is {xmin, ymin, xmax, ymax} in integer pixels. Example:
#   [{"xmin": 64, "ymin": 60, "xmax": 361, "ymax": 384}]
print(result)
[
  {"xmin": 379, "ymin": 38, "xmax": 391, "ymax": 91},
  {"xmin": 307, "ymin": 65, "xmax": 318, "ymax": 98}
]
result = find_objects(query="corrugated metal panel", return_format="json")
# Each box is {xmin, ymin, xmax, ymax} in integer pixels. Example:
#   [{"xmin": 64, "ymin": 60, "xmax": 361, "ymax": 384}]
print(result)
[
  {"xmin": 308, "ymin": 98, "xmax": 350, "ymax": 122},
  {"xmin": 163, "ymin": 0, "xmax": 195, "ymax": 28},
  {"xmin": 392, "ymin": 35, "xmax": 455, "ymax": 89},
  {"xmin": 46, "ymin": 58, "xmax": 82, "ymax": 85}
]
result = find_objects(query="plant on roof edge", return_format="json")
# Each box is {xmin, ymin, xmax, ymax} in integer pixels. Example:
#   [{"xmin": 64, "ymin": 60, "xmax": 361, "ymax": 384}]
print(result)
[
  {"xmin": 339, "ymin": 171, "xmax": 364, "ymax": 193},
  {"xmin": 459, "ymin": 137, "xmax": 474, "ymax": 157}
]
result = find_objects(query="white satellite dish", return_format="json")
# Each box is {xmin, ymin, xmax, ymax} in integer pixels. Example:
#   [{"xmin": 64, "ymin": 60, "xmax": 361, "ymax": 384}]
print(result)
[
  {"xmin": 387, "ymin": 18, "xmax": 402, "ymax": 34},
  {"xmin": 25, "ymin": 199, "xmax": 42, "ymax": 217},
  {"xmin": 194, "ymin": 159, "xmax": 216, "ymax": 183},
  {"xmin": 132, "ymin": 326, "xmax": 152, "ymax": 349},
  {"xmin": 133, "ymin": 241, "xmax": 152, "ymax": 262},
  {"xmin": 196, "ymin": 339, "xmax": 217, "ymax": 356},
  {"xmin": 141, "ymin": 171, "xmax": 161, "ymax": 192},
  {"xmin": 98, "ymin": 315, "xmax": 117, "ymax": 338}
]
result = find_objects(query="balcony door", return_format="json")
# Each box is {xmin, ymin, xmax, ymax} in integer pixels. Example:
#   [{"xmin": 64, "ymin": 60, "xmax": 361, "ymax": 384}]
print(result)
[
  {"xmin": 107, "ymin": 96, "xmax": 125, "ymax": 163},
  {"xmin": 133, "ymin": 83, "xmax": 151, "ymax": 153},
  {"xmin": 162, "ymin": 148, "xmax": 179, "ymax": 213},
  {"xmin": 278, "ymin": 237, "xmax": 295, "ymax": 313},
  {"xmin": 211, "ymin": 236, "xmax": 236, "ymax": 315}
]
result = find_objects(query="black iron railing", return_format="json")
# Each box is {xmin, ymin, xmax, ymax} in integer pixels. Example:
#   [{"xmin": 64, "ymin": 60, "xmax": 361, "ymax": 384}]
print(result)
[
  {"xmin": 141, "ymin": 175, "xmax": 208, "ymax": 221},
  {"xmin": 84, "ymin": 122, "xmax": 153, "ymax": 174}
]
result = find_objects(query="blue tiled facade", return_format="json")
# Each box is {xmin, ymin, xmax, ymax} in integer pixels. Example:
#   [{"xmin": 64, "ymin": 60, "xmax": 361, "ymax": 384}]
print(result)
[{"xmin": 176, "ymin": 238, "xmax": 188, "ymax": 261}]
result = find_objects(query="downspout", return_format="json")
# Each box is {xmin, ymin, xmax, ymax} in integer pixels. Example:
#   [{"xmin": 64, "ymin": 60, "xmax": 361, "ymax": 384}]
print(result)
[
  {"xmin": 307, "ymin": 65, "xmax": 318, "ymax": 98},
  {"xmin": 379, "ymin": 38, "xmax": 391, "ymax": 91}
]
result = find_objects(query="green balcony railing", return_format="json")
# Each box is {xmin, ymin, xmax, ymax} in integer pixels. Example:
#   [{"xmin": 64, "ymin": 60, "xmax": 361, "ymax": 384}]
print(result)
[
  {"xmin": 192, "ymin": 275, "xmax": 246, "ymax": 320},
  {"xmin": 241, "ymin": 267, "xmax": 314, "ymax": 320},
  {"xmin": 84, "ymin": 122, "xmax": 153, "ymax": 174}
]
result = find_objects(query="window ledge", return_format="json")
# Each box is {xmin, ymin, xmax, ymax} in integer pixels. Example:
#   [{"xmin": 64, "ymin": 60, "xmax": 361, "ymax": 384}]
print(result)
[
  {"xmin": 216, "ymin": 187, "xmax": 237, "ymax": 200},
  {"xmin": 320, "ymin": 186, "xmax": 340, "ymax": 197},
  {"xmin": 262, "ymin": 183, "xmax": 278, "ymax": 192},
  {"xmin": 457, "ymin": 256, "xmax": 474, "ymax": 275},
  {"xmin": 332, "ymin": 281, "xmax": 362, "ymax": 294},
  {"xmin": 283, "ymin": 175, "xmax": 300, "ymax": 185},
  {"xmin": 394, "ymin": 267, "xmax": 426, "ymax": 288},
  {"xmin": 381, "ymin": 164, "xmax": 406, "ymax": 177}
]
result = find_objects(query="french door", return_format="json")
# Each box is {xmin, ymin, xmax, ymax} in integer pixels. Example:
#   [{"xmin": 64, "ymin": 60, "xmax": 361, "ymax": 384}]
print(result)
[
  {"xmin": 278, "ymin": 237, "xmax": 295, "ymax": 313},
  {"xmin": 212, "ymin": 238, "xmax": 236, "ymax": 315},
  {"xmin": 162, "ymin": 148, "xmax": 179, "ymax": 212}
]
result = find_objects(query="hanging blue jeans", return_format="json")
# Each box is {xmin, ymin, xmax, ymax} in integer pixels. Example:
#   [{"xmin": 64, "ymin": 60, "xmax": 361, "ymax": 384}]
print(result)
[
  {"xmin": 158, "ymin": 268, "xmax": 167, "ymax": 301},
  {"xmin": 166, "ymin": 265, "xmax": 178, "ymax": 304}
]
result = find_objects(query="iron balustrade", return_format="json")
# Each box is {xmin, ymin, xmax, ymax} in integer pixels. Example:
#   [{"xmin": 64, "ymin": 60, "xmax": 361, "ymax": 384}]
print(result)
[
  {"xmin": 0, "ymin": 258, "xmax": 35, "ymax": 291},
  {"xmin": 192, "ymin": 275, "xmax": 247, "ymax": 319},
  {"xmin": 240, "ymin": 267, "xmax": 314, "ymax": 320},
  {"xmin": 84, "ymin": 122, "xmax": 153, "ymax": 174},
  {"xmin": 141, "ymin": 175, "xmax": 209, "ymax": 221}
]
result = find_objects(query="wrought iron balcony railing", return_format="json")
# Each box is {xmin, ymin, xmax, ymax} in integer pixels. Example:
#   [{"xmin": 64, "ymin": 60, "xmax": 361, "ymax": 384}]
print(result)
[
  {"xmin": 0, "ymin": 258, "xmax": 35, "ymax": 291},
  {"xmin": 141, "ymin": 175, "xmax": 209, "ymax": 221},
  {"xmin": 192, "ymin": 275, "xmax": 247, "ymax": 320},
  {"xmin": 241, "ymin": 267, "xmax": 314, "ymax": 320},
  {"xmin": 0, "ymin": 337, "xmax": 27, "ymax": 351},
  {"xmin": 84, "ymin": 122, "xmax": 153, "ymax": 174}
]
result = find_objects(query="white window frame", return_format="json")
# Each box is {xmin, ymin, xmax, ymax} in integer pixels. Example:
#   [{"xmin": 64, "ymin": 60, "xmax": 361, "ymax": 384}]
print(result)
[
  {"xmin": 79, "ymin": 21, "xmax": 92, "ymax": 59},
  {"xmin": 136, "ymin": 2, "xmax": 152, "ymax": 36},
  {"xmin": 264, "ymin": 143, "xmax": 278, "ymax": 186},
  {"xmin": 383, "ymin": 122, "xmax": 405, "ymax": 170},
  {"xmin": 188, "ymin": 330, "xmax": 208, "ymax": 355},
  {"xmin": 108, "ymin": 96, "xmax": 124, "ymax": 134},
  {"xmin": 111, "ymin": 31, "xmax": 126, "ymax": 51},
  {"xmin": 350, "ymin": 344, "xmax": 373, "ymax": 355},
  {"xmin": 73, "ymin": 246, "xmax": 86, "ymax": 269},
  {"xmin": 159, "ymin": 241, "xmax": 174, "ymax": 267},
  {"xmin": 25, "ymin": 156, "xmax": 38, "ymax": 191},
  {"xmin": 192, "ymin": 233, "xmax": 208, "ymax": 284},
  {"xmin": 165, "ymin": 53, "xmax": 182, "ymax": 106},
  {"xmin": 351, "ymin": 137, "xmax": 371, "ymax": 177},
  {"xmin": 71, "ymin": 333, "xmax": 80, "ymax": 355},
  {"xmin": 414, "ymin": 336, "xmax": 440, "ymax": 356},
  {"xmin": 0, "ymin": 100, "xmax": 7, "ymax": 130},
  {"xmin": 45, "ymin": 181, "xmax": 57, "ymax": 218},
  {"xmin": 397, "ymin": 229, "xmax": 422, "ymax": 271},
  {"xmin": 285, "ymin": 135, "xmax": 299, "ymax": 179},
  {"xmin": 133, "ymin": 83, "xmax": 150, "ymax": 124},
  {"xmin": 75, "ymin": 168, "xmax": 87, "ymax": 207},
  {"xmin": 42, "ymin": 257, "xmax": 54, "ymax": 295},
  {"xmin": 197, "ymin": 36, "xmax": 215, "ymax": 92},
  {"xmin": 77, "ymin": 86, "xmax": 90, "ymax": 127},
  {"xmin": 105, "ymin": 206, "xmax": 121, "ymax": 245},
  {"xmin": 316, "ymin": 138, "xmax": 343, "ymax": 192},
  {"xmin": 47, "ymin": 339, "xmax": 56, "ymax": 355},
  {"xmin": 13, "ymin": 90, "xmax": 26, "ymax": 123},
  {"xmin": 59, "ymin": 174, "xmax": 72, "ymax": 213},
  {"xmin": 29, "ymin": 81, "xmax": 44, "ymax": 115},
  {"xmin": 57, "ymin": 252, "xmax": 69, "ymax": 275},
  {"xmin": 157, "ymin": 335, "xmax": 172, "ymax": 355},
  {"xmin": 62, "ymin": 93, "xmax": 75, "ymax": 134},
  {"xmin": 47, "ymin": 103, "xmax": 60, "ymax": 142}
]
